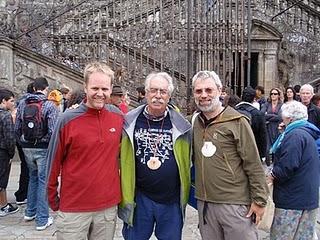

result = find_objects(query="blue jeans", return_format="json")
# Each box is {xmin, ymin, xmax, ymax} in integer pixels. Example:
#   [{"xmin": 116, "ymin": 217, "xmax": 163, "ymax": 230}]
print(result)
[
  {"xmin": 23, "ymin": 148, "xmax": 49, "ymax": 227},
  {"xmin": 122, "ymin": 191, "xmax": 183, "ymax": 240}
]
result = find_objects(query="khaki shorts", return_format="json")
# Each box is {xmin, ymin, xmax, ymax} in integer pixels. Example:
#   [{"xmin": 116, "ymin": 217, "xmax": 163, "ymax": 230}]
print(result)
[{"xmin": 56, "ymin": 205, "xmax": 117, "ymax": 240}]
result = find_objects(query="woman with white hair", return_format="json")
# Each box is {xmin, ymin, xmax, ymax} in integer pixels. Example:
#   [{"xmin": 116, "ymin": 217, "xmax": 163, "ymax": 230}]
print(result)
[{"xmin": 268, "ymin": 100, "xmax": 320, "ymax": 240}]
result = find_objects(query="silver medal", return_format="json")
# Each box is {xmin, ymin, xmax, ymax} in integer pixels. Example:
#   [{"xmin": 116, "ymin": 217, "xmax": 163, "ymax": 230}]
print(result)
[
  {"xmin": 147, "ymin": 157, "xmax": 162, "ymax": 170},
  {"xmin": 201, "ymin": 141, "xmax": 216, "ymax": 157}
]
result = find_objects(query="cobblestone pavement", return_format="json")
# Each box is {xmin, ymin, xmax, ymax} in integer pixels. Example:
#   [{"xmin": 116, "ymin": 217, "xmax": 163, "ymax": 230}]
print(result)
[{"xmin": 1, "ymin": 160, "xmax": 318, "ymax": 239}]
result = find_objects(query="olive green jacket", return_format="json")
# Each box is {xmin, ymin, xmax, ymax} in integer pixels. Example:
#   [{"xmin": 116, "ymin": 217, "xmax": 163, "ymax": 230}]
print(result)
[{"xmin": 193, "ymin": 106, "xmax": 268, "ymax": 206}]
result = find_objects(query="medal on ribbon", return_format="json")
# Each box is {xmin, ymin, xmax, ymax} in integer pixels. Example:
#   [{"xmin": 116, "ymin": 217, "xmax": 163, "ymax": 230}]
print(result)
[
  {"xmin": 146, "ymin": 117, "xmax": 166, "ymax": 170},
  {"xmin": 147, "ymin": 156, "xmax": 162, "ymax": 170}
]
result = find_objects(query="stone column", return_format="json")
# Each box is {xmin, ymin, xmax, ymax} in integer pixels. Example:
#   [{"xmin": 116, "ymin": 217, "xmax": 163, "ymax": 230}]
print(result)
[
  {"xmin": 263, "ymin": 48, "xmax": 278, "ymax": 91},
  {"xmin": 257, "ymin": 51, "xmax": 264, "ymax": 87},
  {"xmin": 0, "ymin": 38, "xmax": 14, "ymax": 88}
]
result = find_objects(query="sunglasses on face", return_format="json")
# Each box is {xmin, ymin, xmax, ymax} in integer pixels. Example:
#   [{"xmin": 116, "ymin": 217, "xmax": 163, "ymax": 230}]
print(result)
[
  {"xmin": 270, "ymin": 92, "xmax": 279, "ymax": 96},
  {"xmin": 194, "ymin": 88, "xmax": 216, "ymax": 95}
]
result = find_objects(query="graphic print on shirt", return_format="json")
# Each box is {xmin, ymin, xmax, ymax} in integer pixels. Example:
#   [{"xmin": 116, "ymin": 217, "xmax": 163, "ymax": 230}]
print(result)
[{"xmin": 135, "ymin": 127, "xmax": 173, "ymax": 165}]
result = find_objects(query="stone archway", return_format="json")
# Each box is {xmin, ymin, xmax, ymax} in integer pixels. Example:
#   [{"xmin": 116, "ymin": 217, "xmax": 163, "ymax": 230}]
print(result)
[{"xmin": 251, "ymin": 19, "xmax": 283, "ymax": 91}]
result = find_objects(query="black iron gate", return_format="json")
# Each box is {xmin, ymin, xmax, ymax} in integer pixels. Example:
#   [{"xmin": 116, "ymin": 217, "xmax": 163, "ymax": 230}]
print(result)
[{"xmin": 12, "ymin": 0, "xmax": 249, "ymax": 110}]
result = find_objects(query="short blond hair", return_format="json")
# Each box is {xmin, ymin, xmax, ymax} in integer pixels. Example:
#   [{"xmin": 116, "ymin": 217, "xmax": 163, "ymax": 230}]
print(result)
[{"xmin": 83, "ymin": 61, "xmax": 114, "ymax": 84}]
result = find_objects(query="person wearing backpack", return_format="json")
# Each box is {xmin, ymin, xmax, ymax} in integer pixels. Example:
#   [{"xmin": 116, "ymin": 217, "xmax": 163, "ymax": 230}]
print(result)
[
  {"xmin": 15, "ymin": 77, "xmax": 59, "ymax": 231},
  {"xmin": 0, "ymin": 89, "xmax": 19, "ymax": 217},
  {"xmin": 235, "ymin": 87, "xmax": 267, "ymax": 162}
]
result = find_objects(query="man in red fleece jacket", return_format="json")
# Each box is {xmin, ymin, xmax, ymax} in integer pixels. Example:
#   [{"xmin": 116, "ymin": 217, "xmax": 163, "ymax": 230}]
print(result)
[{"xmin": 46, "ymin": 61, "xmax": 123, "ymax": 240}]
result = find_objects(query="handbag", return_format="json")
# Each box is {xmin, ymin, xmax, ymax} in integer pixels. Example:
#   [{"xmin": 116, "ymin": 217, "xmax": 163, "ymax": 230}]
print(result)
[{"xmin": 258, "ymin": 183, "xmax": 275, "ymax": 231}]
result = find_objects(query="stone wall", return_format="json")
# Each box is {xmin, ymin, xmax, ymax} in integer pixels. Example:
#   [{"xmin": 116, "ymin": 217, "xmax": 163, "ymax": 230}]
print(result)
[
  {"xmin": 0, "ymin": 37, "xmax": 83, "ymax": 97},
  {"xmin": 253, "ymin": 0, "xmax": 320, "ymax": 89}
]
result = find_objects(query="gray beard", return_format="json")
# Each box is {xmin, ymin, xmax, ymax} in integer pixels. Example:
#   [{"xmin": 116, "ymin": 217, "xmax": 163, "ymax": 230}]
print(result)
[{"xmin": 195, "ymin": 97, "xmax": 221, "ymax": 113}]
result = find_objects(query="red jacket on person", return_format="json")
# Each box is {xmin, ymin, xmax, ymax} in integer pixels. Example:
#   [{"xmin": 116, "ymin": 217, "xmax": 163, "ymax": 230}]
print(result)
[{"xmin": 46, "ymin": 103, "xmax": 123, "ymax": 212}]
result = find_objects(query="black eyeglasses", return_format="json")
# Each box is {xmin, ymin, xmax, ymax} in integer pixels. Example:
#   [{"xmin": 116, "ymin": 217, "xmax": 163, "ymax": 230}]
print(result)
[{"xmin": 270, "ymin": 92, "xmax": 279, "ymax": 96}]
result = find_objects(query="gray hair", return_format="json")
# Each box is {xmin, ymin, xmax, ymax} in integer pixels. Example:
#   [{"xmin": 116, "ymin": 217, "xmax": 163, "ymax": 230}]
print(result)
[
  {"xmin": 300, "ymin": 84, "xmax": 314, "ymax": 94},
  {"xmin": 281, "ymin": 100, "xmax": 308, "ymax": 121},
  {"xmin": 192, "ymin": 71, "xmax": 222, "ymax": 89},
  {"xmin": 145, "ymin": 72, "xmax": 174, "ymax": 95}
]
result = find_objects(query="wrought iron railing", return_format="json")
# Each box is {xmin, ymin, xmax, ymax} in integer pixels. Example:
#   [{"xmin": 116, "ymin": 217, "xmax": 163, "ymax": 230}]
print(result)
[{"xmin": 3, "ymin": 0, "xmax": 319, "ymax": 109}]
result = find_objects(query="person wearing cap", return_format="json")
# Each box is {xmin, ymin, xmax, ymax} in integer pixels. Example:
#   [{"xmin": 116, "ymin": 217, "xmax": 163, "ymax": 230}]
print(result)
[
  {"xmin": 235, "ymin": 87, "xmax": 267, "ymax": 162},
  {"xmin": 110, "ymin": 85, "xmax": 128, "ymax": 113},
  {"xmin": 192, "ymin": 71, "xmax": 268, "ymax": 240}
]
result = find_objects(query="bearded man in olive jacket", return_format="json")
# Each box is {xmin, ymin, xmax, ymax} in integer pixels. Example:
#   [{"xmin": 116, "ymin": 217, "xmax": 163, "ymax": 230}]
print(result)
[{"xmin": 192, "ymin": 70, "xmax": 268, "ymax": 240}]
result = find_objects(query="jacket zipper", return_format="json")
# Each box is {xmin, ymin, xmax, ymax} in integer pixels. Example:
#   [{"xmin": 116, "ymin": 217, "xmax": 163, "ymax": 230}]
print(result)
[
  {"xmin": 127, "ymin": 129, "xmax": 136, "ymax": 226},
  {"xmin": 173, "ymin": 146, "xmax": 186, "ymax": 222},
  {"xmin": 98, "ymin": 110, "xmax": 103, "ymax": 143},
  {"xmin": 202, "ymin": 126, "xmax": 208, "ymax": 200},
  {"xmin": 223, "ymin": 153, "xmax": 235, "ymax": 179}
]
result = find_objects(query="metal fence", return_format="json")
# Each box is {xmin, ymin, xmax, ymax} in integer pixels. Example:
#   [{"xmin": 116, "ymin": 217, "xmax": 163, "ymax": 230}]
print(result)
[
  {"xmin": 3, "ymin": 0, "xmax": 320, "ymax": 109},
  {"xmin": 12, "ymin": 0, "xmax": 249, "ymax": 109}
]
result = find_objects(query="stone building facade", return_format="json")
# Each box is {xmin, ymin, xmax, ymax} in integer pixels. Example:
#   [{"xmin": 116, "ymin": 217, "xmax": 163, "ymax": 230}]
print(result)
[{"xmin": 0, "ymin": 0, "xmax": 320, "ymax": 109}]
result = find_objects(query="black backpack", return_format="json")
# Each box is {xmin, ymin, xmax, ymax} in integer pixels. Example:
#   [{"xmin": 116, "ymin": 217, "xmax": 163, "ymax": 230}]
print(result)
[{"xmin": 22, "ymin": 97, "xmax": 47, "ymax": 142}]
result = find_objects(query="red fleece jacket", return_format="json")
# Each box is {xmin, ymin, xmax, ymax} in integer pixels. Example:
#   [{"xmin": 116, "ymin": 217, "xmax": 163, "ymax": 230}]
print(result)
[{"xmin": 47, "ymin": 104, "xmax": 123, "ymax": 212}]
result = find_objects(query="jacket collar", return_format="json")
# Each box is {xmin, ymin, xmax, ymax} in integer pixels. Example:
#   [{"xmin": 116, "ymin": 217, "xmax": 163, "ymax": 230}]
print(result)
[
  {"xmin": 124, "ymin": 104, "xmax": 191, "ymax": 135},
  {"xmin": 79, "ymin": 103, "xmax": 103, "ymax": 115},
  {"xmin": 235, "ymin": 101, "xmax": 256, "ymax": 109},
  {"xmin": 198, "ymin": 106, "xmax": 244, "ymax": 126}
]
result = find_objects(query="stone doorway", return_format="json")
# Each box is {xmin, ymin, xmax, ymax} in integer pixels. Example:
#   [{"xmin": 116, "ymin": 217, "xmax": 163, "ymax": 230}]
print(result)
[{"xmin": 250, "ymin": 19, "xmax": 282, "ymax": 92}]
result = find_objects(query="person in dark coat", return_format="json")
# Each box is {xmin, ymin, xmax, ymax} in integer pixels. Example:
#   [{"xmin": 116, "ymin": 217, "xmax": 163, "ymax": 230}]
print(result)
[
  {"xmin": 268, "ymin": 100, "xmax": 320, "ymax": 240},
  {"xmin": 255, "ymin": 85, "xmax": 267, "ymax": 109},
  {"xmin": 300, "ymin": 84, "xmax": 320, "ymax": 129},
  {"xmin": 235, "ymin": 87, "xmax": 267, "ymax": 161},
  {"xmin": 260, "ymin": 88, "xmax": 283, "ymax": 165}
]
